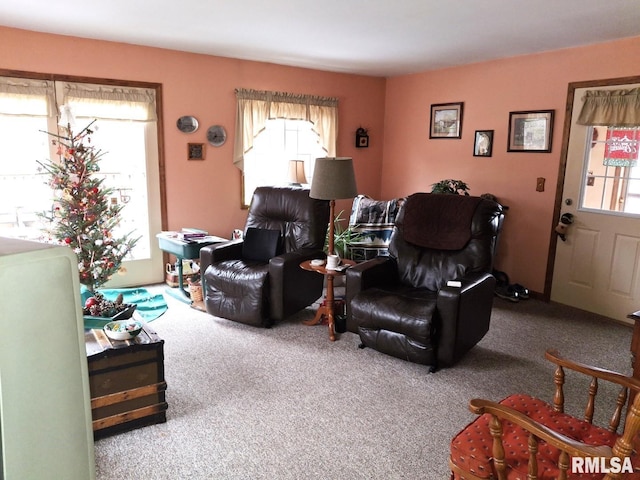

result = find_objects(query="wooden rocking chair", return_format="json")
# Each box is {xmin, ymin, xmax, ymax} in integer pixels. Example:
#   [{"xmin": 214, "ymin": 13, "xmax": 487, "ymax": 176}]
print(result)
[{"xmin": 450, "ymin": 350, "xmax": 640, "ymax": 479}]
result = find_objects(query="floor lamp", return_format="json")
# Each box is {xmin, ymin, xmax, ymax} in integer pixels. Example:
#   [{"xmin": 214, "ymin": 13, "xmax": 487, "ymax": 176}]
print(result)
[
  {"xmin": 308, "ymin": 157, "xmax": 357, "ymax": 340},
  {"xmin": 309, "ymin": 157, "xmax": 358, "ymax": 256}
]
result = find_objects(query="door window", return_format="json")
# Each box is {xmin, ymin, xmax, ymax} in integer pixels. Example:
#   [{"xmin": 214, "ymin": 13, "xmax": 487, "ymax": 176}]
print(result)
[{"xmin": 581, "ymin": 126, "xmax": 640, "ymax": 215}]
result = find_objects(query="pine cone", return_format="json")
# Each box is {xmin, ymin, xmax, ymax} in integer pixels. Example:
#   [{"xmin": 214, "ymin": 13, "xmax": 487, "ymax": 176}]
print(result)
[{"xmin": 115, "ymin": 293, "xmax": 124, "ymax": 305}]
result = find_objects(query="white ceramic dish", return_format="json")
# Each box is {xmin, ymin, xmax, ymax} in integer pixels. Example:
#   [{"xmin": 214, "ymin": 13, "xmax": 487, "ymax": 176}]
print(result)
[
  {"xmin": 310, "ymin": 259, "xmax": 325, "ymax": 267},
  {"xmin": 103, "ymin": 320, "xmax": 143, "ymax": 341}
]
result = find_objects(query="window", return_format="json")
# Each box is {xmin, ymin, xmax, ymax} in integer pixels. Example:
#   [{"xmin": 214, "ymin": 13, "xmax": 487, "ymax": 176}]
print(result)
[
  {"xmin": 242, "ymin": 118, "xmax": 326, "ymax": 206},
  {"xmin": 234, "ymin": 88, "xmax": 338, "ymax": 207},
  {"xmin": 582, "ymin": 126, "xmax": 640, "ymax": 214},
  {"xmin": 577, "ymin": 87, "xmax": 640, "ymax": 216},
  {"xmin": 0, "ymin": 73, "xmax": 164, "ymax": 287}
]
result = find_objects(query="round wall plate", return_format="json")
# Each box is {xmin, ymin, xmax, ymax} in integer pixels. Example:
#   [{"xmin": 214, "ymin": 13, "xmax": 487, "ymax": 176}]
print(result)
[
  {"xmin": 176, "ymin": 116, "xmax": 199, "ymax": 133},
  {"xmin": 207, "ymin": 125, "xmax": 227, "ymax": 147}
]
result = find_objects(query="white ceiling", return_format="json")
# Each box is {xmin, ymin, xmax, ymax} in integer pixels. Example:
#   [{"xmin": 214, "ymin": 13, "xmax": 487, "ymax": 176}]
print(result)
[{"xmin": 2, "ymin": 0, "xmax": 640, "ymax": 77}]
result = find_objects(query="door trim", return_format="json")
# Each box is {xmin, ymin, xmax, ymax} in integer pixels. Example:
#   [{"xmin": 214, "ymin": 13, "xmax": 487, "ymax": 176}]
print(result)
[{"xmin": 544, "ymin": 75, "xmax": 640, "ymax": 300}]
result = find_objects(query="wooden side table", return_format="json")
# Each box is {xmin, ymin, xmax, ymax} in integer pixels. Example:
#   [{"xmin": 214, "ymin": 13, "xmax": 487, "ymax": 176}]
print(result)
[{"xmin": 300, "ymin": 259, "xmax": 356, "ymax": 341}]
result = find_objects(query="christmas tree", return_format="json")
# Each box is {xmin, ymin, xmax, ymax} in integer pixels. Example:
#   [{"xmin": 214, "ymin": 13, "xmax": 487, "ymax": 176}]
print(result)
[{"xmin": 37, "ymin": 115, "xmax": 139, "ymax": 292}]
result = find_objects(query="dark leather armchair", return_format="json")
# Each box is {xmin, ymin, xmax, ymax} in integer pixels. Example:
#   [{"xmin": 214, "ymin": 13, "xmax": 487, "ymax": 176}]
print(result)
[
  {"xmin": 346, "ymin": 193, "xmax": 504, "ymax": 370},
  {"xmin": 200, "ymin": 186, "xmax": 330, "ymax": 328}
]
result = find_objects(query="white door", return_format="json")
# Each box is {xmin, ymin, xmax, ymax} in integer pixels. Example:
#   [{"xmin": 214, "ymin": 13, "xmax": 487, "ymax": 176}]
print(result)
[
  {"xmin": 551, "ymin": 82, "xmax": 640, "ymax": 323},
  {"xmin": 0, "ymin": 77, "xmax": 165, "ymax": 288}
]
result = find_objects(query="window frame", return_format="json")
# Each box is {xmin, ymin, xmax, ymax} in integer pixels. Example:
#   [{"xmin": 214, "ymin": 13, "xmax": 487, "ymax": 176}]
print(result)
[
  {"xmin": 240, "ymin": 117, "xmax": 326, "ymax": 208},
  {"xmin": 0, "ymin": 68, "xmax": 168, "ymax": 284},
  {"xmin": 579, "ymin": 125, "xmax": 640, "ymax": 217}
]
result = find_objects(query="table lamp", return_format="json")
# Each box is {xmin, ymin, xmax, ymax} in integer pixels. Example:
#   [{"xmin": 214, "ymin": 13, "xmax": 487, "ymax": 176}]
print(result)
[
  {"xmin": 288, "ymin": 160, "xmax": 307, "ymax": 185},
  {"xmin": 309, "ymin": 157, "xmax": 357, "ymax": 256}
]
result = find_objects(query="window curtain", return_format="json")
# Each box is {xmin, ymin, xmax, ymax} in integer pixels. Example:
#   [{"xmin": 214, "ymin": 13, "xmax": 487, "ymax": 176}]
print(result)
[
  {"xmin": 62, "ymin": 83, "xmax": 157, "ymax": 121},
  {"xmin": 233, "ymin": 88, "xmax": 338, "ymax": 170},
  {"xmin": 0, "ymin": 77, "xmax": 55, "ymax": 117},
  {"xmin": 577, "ymin": 87, "xmax": 640, "ymax": 126}
]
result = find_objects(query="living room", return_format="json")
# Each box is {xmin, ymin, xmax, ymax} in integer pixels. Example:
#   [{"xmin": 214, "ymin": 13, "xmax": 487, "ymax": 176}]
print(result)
[{"xmin": 2, "ymin": 1, "xmax": 640, "ymax": 478}]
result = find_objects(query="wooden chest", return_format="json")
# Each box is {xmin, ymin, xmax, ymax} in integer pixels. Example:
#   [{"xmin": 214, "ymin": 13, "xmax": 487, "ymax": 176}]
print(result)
[{"xmin": 85, "ymin": 324, "xmax": 167, "ymax": 439}]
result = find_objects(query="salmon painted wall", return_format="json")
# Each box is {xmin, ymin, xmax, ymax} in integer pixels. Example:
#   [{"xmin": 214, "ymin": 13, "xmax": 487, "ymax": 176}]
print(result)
[
  {"xmin": 0, "ymin": 26, "xmax": 385, "ymax": 239},
  {"xmin": 383, "ymin": 36, "xmax": 640, "ymax": 295}
]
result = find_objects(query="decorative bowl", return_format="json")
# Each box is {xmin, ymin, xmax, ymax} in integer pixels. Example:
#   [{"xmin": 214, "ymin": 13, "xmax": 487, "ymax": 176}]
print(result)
[
  {"xmin": 103, "ymin": 319, "xmax": 143, "ymax": 341},
  {"xmin": 84, "ymin": 304, "xmax": 137, "ymax": 330},
  {"xmin": 310, "ymin": 259, "xmax": 325, "ymax": 267}
]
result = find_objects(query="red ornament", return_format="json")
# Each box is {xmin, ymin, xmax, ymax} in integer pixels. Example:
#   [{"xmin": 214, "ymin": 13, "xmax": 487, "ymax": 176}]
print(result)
[
  {"xmin": 91, "ymin": 187, "xmax": 98, "ymax": 194},
  {"xmin": 85, "ymin": 297, "xmax": 98, "ymax": 308},
  {"xmin": 64, "ymin": 237, "xmax": 72, "ymax": 244}
]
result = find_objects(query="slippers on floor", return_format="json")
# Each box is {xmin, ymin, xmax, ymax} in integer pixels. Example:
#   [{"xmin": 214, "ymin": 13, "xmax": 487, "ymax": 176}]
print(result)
[
  {"xmin": 511, "ymin": 283, "xmax": 529, "ymax": 299},
  {"xmin": 495, "ymin": 284, "xmax": 519, "ymax": 302}
]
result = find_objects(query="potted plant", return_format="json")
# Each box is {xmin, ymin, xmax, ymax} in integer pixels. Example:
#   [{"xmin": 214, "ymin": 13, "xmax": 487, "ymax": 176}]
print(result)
[
  {"xmin": 325, "ymin": 209, "xmax": 364, "ymax": 259},
  {"xmin": 431, "ymin": 179, "xmax": 470, "ymax": 195}
]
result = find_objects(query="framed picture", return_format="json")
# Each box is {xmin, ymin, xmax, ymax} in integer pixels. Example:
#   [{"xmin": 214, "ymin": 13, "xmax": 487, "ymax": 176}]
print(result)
[
  {"xmin": 429, "ymin": 102, "xmax": 463, "ymax": 139},
  {"xmin": 507, "ymin": 110, "xmax": 554, "ymax": 152},
  {"xmin": 187, "ymin": 143, "xmax": 205, "ymax": 160},
  {"xmin": 355, "ymin": 127, "xmax": 369, "ymax": 148},
  {"xmin": 473, "ymin": 130, "xmax": 494, "ymax": 157}
]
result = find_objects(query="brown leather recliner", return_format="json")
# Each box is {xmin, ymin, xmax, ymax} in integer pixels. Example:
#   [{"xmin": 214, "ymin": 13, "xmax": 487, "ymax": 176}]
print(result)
[
  {"xmin": 200, "ymin": 186, "xmax": 330, "ymax": 328},
  {"xmin": 346, "ymin": 193, "xmax": 504, "ymax": 371}
]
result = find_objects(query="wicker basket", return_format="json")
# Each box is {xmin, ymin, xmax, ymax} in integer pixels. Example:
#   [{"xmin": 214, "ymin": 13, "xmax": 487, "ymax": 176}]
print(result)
[{"xmin": 188, "ymin": 281, "xmax": 203, "ymax": 302}]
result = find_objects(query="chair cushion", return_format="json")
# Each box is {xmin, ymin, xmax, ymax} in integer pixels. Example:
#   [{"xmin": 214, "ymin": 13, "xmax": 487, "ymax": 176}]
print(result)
[
  {"xmin": 204, "ymin": 260, "xmax": 271, "ymax": 327},
  {"xmin": 352, "ymin": 286, "xmax": 437, "ymax": 365},
  {"xmin": 242, "ymin": 227, "xmax": 282, "ymax": 262},
  {"xmin": 450, "ymin": 393, "xmax": 640, "ymax": 479}
]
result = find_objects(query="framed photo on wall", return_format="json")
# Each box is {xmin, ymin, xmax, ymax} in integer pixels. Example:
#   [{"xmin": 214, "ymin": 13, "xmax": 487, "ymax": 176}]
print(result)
[
  {"xmin": 473, "ymin": 130, "xmax": 494, "ymax": 157},
  {"xmin": 187, "ymin": 143, "xmax": 206, "ymax": 160},
  {"xmin": 429, "ymin": 102, "xmax": 463, "ymax": 139},
  {"xmin": 507, "ymin": 110, "xmax": 554, "ymax": 152}
]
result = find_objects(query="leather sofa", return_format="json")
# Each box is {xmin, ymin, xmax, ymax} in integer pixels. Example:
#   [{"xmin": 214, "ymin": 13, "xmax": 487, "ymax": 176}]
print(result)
[
  {"xmin": 346, "ymin": 193, "xmax": 504, "ymax": 370},
  {"xmin": 200, "ymin": 186, "xmax": 330, "ymax": 328}
]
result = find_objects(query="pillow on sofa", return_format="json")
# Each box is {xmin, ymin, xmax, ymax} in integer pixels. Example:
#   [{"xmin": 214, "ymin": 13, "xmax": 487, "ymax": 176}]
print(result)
[{"xmin": 242, "ymin": 227, "xmax": 282, "ymax": 262}]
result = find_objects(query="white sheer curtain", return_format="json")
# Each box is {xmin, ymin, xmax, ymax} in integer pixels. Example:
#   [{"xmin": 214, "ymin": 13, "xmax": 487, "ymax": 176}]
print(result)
[{"xmin": 233, "ymin": 88, "xmax": 338, "ymax": 170}]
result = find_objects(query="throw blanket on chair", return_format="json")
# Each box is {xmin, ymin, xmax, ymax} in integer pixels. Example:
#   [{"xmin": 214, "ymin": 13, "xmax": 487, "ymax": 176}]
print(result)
[{"xmin": 401, "ymin": 193, "xmax": 482, "ymax": 250}]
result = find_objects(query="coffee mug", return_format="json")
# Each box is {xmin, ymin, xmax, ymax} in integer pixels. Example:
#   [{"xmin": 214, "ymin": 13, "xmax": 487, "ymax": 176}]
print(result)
[{"xmin": 326, "ymin": 254, "xmax": 340, "ymax": 270}]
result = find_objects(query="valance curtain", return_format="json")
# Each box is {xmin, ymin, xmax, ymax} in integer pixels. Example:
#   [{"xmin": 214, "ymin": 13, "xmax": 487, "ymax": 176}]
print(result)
[
  {"xmin": 62, "ymin": 83, "xmax": 157, "ymax": 121},
  {"xmin": 0, "ymin": 77, "xmax": 55, "ymax": 117},
  {"xmin": 577, "ymin": 87, "xmax": 640, "ymax": 126},
  {"xmin": 233, "ymin": 88, "xmax": 338, "ymax": 170}
]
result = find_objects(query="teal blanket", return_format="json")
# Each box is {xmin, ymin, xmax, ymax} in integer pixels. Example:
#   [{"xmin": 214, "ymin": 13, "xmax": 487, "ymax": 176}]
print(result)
[{"xmin": 81, "ymin": 287, "xmax": 168, "ymax": 322}]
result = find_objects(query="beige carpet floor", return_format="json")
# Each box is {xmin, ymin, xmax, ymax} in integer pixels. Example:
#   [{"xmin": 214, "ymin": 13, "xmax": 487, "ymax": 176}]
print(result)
[{"xmin": 94, "ymin": 285, "xmax": 633, "ymax": 479}]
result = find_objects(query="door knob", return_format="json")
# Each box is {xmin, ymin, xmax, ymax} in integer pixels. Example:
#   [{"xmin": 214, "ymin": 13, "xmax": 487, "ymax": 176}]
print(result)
[{"xmin": 555, "ymin": 213, "xmax": 575, "ymax": 242}]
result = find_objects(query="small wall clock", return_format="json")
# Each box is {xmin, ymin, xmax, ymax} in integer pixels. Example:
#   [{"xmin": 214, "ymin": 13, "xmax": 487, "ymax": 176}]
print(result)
[{"xmin": 207, "ymin": 125, "xmax": 227, "ymax": 147}]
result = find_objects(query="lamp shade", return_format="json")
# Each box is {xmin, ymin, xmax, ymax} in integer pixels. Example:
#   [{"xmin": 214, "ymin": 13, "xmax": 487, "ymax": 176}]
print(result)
[
  {"xmin": 309, "ymin": 157, "xmax": 357, "ymax": 200},
  {"xmin": 288, "ymin": 160, "xmax": 307, "ymax": 184}
]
